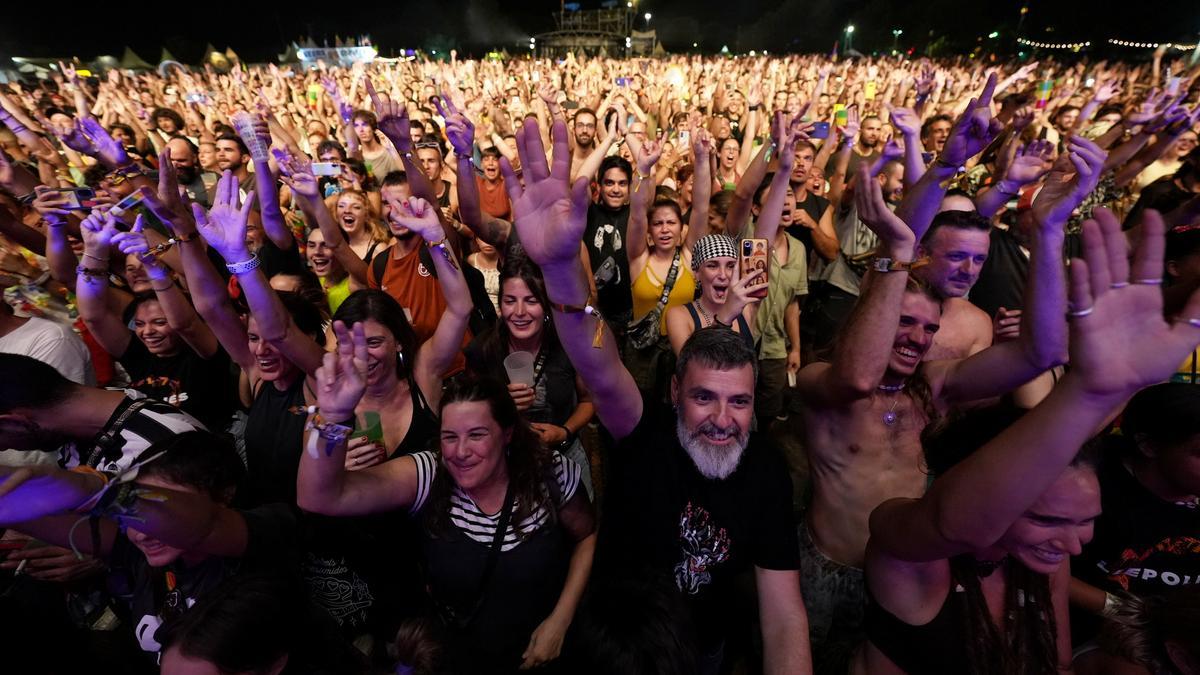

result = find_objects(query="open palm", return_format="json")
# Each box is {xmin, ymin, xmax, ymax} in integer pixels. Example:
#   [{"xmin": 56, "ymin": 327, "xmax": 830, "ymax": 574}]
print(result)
[
  {"xmin": 500, "ymin": 117, "xmax": 590, "ymax": 268},
  {"xmin": 193, "ymin": 170, "xmax": 254, "ymax": 261},
  {"xmin": 317, "ymin": 321, "xmax": 369, "ymax": 420},
  {"xmin": 1068, "ymin": 210, "xmax": 1200, "ymax": 397}
]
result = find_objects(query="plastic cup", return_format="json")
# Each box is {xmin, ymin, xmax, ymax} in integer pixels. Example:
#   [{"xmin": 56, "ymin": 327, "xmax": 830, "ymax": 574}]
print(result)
[{"xmin": 503, "ymin": 351, "xmax": 536, "ymax": 386}]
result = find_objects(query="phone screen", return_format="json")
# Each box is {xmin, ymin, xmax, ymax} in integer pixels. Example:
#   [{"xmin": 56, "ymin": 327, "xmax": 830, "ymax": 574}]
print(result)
[
  {"xmin": 740, "ymin": 239, "xmax": 769, "ymax": 299},
  {"xmin": 810, "ymin": 122, "xmax": 831, "ymax": 140}
]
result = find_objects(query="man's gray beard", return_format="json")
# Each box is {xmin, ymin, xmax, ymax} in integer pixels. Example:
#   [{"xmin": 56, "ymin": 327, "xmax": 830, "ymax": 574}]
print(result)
[{"xmin": 676, "ymin": 415, "xmax": 749, "ymax": 480}]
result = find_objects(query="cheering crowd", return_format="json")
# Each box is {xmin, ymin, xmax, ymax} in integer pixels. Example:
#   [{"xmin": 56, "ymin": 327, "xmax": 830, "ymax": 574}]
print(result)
[{"xmin": 0, "ymin": 49, "xmax": 1198, "ymax": 674}]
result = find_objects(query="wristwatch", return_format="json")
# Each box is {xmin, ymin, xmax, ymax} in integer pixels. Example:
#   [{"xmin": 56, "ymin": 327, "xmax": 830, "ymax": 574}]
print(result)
[{"xmin": 871, "ymin": 257, "xmax": 919, "ymax": 273}]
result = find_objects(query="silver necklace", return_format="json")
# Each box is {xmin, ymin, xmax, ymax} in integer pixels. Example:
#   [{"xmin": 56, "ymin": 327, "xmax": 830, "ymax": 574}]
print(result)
[
  {"xmin": 694, "ymin": 301, "xmax": 713, "ymax": 327},
  {"xmin": 879, "ymin": 383, "xmax": 906, "ymax": 426}
]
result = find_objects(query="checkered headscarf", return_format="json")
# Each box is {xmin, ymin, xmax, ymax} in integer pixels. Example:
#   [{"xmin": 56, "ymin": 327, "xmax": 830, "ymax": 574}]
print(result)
[{"xmin": 691, "ymin": 234, "xmax": 738, "ymax": 271}]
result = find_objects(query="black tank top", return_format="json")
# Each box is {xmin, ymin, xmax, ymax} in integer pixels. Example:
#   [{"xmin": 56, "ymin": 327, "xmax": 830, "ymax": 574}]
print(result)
[
  {"xmin": 864, "ymin": 559, "xmax": 1043, "ymax": 673},
  {"xmin": 243, "ymin": 376, "xmax": 308, "ymax": 507},
  {"xmin": 389, "ymin": 379, "xmax": 439, "ymax": 458},
  {"xmin": 685, "ymin": 302, "xmax": 755, "ymax": 350}
]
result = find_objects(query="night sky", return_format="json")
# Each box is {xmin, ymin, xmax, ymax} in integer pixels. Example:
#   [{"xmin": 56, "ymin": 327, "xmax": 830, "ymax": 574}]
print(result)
[{"xmin": 2, "ymin": 1, "xmax": 1197, "ymax": 64}]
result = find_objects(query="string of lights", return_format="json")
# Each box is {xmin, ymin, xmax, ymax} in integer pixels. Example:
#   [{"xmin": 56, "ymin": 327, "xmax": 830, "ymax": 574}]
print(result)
[
  {"xmin": 1016, "ymin": 38, "xmax": 1090, "ymax": 50},
  {"xmin": 1108, "ymin": 39, "xmax": 1198, "ymax": 50}
]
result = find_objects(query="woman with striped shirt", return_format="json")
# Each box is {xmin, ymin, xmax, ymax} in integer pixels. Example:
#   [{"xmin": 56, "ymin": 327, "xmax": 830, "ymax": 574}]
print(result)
[{"xmin": 298, "ymin": 321, "xmax": 596, "ymax": 673}]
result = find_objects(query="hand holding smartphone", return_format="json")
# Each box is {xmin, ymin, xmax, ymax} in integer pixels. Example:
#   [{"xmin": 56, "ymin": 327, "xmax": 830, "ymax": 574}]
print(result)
[{"xmin": 740, "ymin": 238, "xmax": 769, "ymax": 299}]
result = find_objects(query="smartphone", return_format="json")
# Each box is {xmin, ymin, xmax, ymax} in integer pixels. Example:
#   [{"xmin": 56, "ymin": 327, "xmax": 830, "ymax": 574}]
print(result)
[
  {"xmin": 615, "ymin": 77, "xmax": 629, "ymax": 88},
  {"xmin": 810, "ymin": 121, "xmax": 831, "ymax": 140},
  {"xmin": 354, "ymin": 411, "xmax": 384, "ymax": 445},
  {"xmin": 50, "ymin": 187, "xmax": 96, "ymax": 210},
  {"xmin": 678, "ymin": 130, "xmax": 690, "ymax": 146},
  {"xmin": 864, "ymin": 81, "xmax": 877, "ymax": 101},
  {"xmin": 312, "ymin": 162, "xmax": 341, "ymax": 176},
  {"xmin": 740, "ymin": 238, "xmax": 769, "ymax": 299},
  {"xmin": 109, "ymin": 189, "xmax": 147, "ymax": 220},
  {"xmin": 833, "ymin": 104, "xmax": 848, "ymax": 127},
  {"xmin": 184, "ymin": 92, "xmax": 207, "ymax": 104}
]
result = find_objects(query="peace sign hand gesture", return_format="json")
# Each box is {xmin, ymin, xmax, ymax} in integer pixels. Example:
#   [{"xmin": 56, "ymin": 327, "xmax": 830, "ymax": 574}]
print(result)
[{"xmin": 317, "ymin": 321, "xmax": 370, "ymax": 422}]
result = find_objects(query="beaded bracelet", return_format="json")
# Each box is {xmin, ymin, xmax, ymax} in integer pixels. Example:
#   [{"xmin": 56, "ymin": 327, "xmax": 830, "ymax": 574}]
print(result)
[{"xmin": 425, "ymin": 236, "xmax": 460, "ymax": 270}]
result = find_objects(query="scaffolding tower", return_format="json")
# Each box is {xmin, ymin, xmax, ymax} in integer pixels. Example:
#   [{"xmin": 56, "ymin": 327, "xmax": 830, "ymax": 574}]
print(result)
[{"xmin": 532, "ymin": 3, "xmax": 655, "ymax": 58}]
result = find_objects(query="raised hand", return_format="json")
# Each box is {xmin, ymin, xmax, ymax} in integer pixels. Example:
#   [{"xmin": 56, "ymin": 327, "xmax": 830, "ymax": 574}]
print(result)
[
  {"xmin": 1031, "ymin": 136, "xmax": 1107, "ymax": 227},
  {"xmin": 628, "ymin": 134, "xmax": 663, "ymax": 176},
  {"xmin": 317, "ymin": 321, "xmax": 369, "ymax": 422},
  {"xmin": 112, "ymin": 215, "xmax": 165, "ymax": 273},
  {"xmin": 192, "ymin": 170, "xmax": 255, "ymax": 262},
  {"xmin": 79, "ymin": 210, "xmax": 120, "ymax": 257},
  {"xmin": 438, "ymin": 95, "xmax": 475, "ymax": 158},
  {"xmin": 938, "ymin": 73, "xmax": 1002, "ymax": 167},
  {"xmin": 78, "ymin": 117, "xmax": 129, "ymax": 168},
  {"xmin": 887, "ymin": 105, "xmax": 921, "ymax": 138},
  {"xmin": 1066, "ymin": 209, "xmax": 1200, "ymax": 398},
  {"xmin": 1091, "ymin": 79, "xmax": 1122, "ymax": 103},
  {"xmin": 31, "ymin": 186, "xmax": 73, "ymax": 223},
  {"xmin": 274, "ymin": 148, "xmax": 320, "ymax": 200},
  {"xmin": 499, "ymin": 117, "xmax": 591, "ymax": 270},
  {"xmin": 387, "ymin": 196, "xmax": 445, "ymax": 243},
  {"xmin": 1011, "ymin": 106, "xmax": 1036, "ymax": 132},
  {"xmin": 854, "ymin": 162, "xmax": 914, "ymax": 251},
  {"xmin": 143, "ymin": 146, "xmax": 198, "ymax": 236},
  {"xmin": 1005, "ymin": 140, "xmax": 1055, "ymax": 185},
  {"xmin": 842, "ymin": 105, "xmax": 861, "ymax": 143},
  {"xmin": 367, "ymin": 78, "xmax": 412, "ymax": 154}
]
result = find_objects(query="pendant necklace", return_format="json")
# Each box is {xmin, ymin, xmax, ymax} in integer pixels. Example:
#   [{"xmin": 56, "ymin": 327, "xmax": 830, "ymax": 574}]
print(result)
[
  {"xmin": 879, "ymin": 382, "xmax": 905, "ymax": 426},
  {"xmin": 694, "ymin": 301, "xmax": 713, "ymax": 327}
]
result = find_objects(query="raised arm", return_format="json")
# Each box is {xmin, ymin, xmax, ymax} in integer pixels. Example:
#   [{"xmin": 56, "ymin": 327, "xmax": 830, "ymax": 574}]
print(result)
[
  {"xmin": 926, "ymin": 138, "xmax": 1107, "ymax": 404},
  {"xmin": 74, "ymin": 212, "xmax": 131, "ymax": 358},
  {"xmin": 143, "ymin": 159, "xmax": 255, "ymax": 374},
  {"xmin": 974, "ymin": 139, "xmax": 1054, "ymax": 219},
  {"xmin": 445, "ymin": 97, "xmax": 511, "ymax": 247},
  {"xmin": 895, "ymin": 74, "xmax": 1001, "ymax": 246},
  {"xmin": 112, "ymin": 217, "xmax": 220, "ymax": 358},
  {"xmin": 886, "ymin": 105, "xmax": 926, "ymax": 190},
  {"xmin": 825, "ymin": 107, "xmax": 860, "ymax": 209},
  {"xmin": 393, "ymin": 197, "xmax": 472, "ymax": 400},
  {"xmin": 500, "ymin": 116, "xmax": 642, "ymax": 439},
  {"xmin": 796, "ymin": 162, "xmax": 917, "ymax": 407},
  {"xmin": 195, "ymin": 171, "xmax": 324, "ymax": 376},
  {"xmin": 869, "ymin": 211, "xmax": 1200, "ymax": 562},
  {"xmin": 296, "ymin": 321, "xmax": 421, "ymax": 516},
  {"xmin": 369, "ymin": 80, "xmax": 438, "ymax": 207},
  {"xmin": 237, "ymin": 118, "xmax": 293, "ymax": 251},
  {"xmin": 624, "ymin": 134, "xmax": 663, "ymax": 262},
  {"xmin": 276, "ymin": 151, "xmax": 369, "ymax": 286},
  {"xmin": 686, "ymin": 126, "xmax": 714, "ymax": 250},
  {"xmin": 753, "ymin": 121, "xmax": 800, "ymax": 241}
]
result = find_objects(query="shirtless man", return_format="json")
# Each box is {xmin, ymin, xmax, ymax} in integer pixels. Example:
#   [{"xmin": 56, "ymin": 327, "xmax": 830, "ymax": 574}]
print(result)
[
  {"xmin": 569, "ymin": 108, "xmax": 600, "ymax": 180},
  {"xmin": 794, "ymin": 85, "xmax": 1107, "ymax": 671},
  {"xmin": 915, "ymin": 208, "xmax": 995, "ymax": 360}
]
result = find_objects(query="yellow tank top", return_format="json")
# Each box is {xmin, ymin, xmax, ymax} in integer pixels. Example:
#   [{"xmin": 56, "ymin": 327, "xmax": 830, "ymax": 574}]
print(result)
[
  {"xmin": 323, "ymin": 276, "xmax": 352, "ymax": 315},
  {"xmin": 631, "ymin": 254, "xmax": 697, "ymax": 335}
]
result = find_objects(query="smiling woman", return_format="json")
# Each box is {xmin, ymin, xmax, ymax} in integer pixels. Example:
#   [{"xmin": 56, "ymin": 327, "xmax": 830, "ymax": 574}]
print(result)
[{"xmin": 297, "ymin": 328, "xmax": 597, "ymax": 674}]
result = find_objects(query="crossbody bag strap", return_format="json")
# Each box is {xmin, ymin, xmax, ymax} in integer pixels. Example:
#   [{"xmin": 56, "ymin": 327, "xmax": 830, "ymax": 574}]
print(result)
[
  {"xmin": 653, "ymin": 248, "xmax": 683, "ymax": 313},
  {"xmin": 457, "ymin": 484, "xmax": 516, "ymax": 627}
]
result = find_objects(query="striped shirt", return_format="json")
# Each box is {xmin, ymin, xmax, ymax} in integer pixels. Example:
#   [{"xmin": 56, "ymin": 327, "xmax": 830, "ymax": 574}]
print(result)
[
  {"xmin": 61, "ymin": 390, "xmax": 207, "ymax": 476},
  {"xmin": 410, "ymin": 450, "xmax": 582, "ymax": 552}
]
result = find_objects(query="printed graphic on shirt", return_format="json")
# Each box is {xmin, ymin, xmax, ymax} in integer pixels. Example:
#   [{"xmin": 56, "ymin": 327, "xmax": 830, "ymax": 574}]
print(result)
[
  {"xmin": 674, "ymin": 502, "xmax": 731, "ymax": 594},
  {"xmin": 303, "ymin": 553, "xmax": 375, "ymax": 627},
  {"xmin": 1097, "ymin": 536, "xmax": 1200, "ymax": 590}
]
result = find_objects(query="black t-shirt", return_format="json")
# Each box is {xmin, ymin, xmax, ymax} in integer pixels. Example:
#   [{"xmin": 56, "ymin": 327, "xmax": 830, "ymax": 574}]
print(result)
[
  {"xmin": 1125, "ymin": 176, "xmax": 1193, "ymax": 231},
  {"xmin": 1071, "ymin": 449, "xmax": 1200, "ymax": 643},
  {"xmin": 787, "ymin": 191, "xmax": 830, "ymax": 259},
  {"xmin": 968, "ymin": 227, "xmax": 1028, "ymax": 320},
  {"xmin": 596, "ymin": 414, "xmax": 800, "ymax": 646},
  {"xmin": 118, "ymin": 339, "xmax": 237, "ymax": 432},
  {"xmin": 105, "ymin": 503, "xmax": 298, "ymax": 660},
  {"xmin": 584, "ymin": 202, "xmax": 633, "ymax": 322}
]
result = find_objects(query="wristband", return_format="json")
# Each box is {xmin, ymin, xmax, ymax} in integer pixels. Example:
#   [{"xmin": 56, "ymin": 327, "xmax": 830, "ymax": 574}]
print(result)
[
  {"xmin": 425, "ymin": 236, "xmax": 460, "ymax": 270},
  {"xmin": 76, "ymin": 265, "xmax": 109, "ymax": 282},
  {"xmin": 225, "ymin": 254, "xmax": 261, "ymax": 275},
  {"xmin": 871, "ymin": 257, "xmax": 924, "ymax": 273},
  {"xmin": 551, "ymin": 294, "xmax": 605, "ymax": 348}
]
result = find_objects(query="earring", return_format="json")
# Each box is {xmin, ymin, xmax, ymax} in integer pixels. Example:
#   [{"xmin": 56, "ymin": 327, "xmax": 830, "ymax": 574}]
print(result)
[{"xmin": 396, "ymin": 347, "xmax": 405, "ymax": 368}]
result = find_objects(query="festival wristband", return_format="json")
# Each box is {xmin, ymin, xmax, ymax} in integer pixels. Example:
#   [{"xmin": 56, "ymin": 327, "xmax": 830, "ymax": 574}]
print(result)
[{"xmin": 551, "ymin": 295, "xmax": 605, "ymax": 348}]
